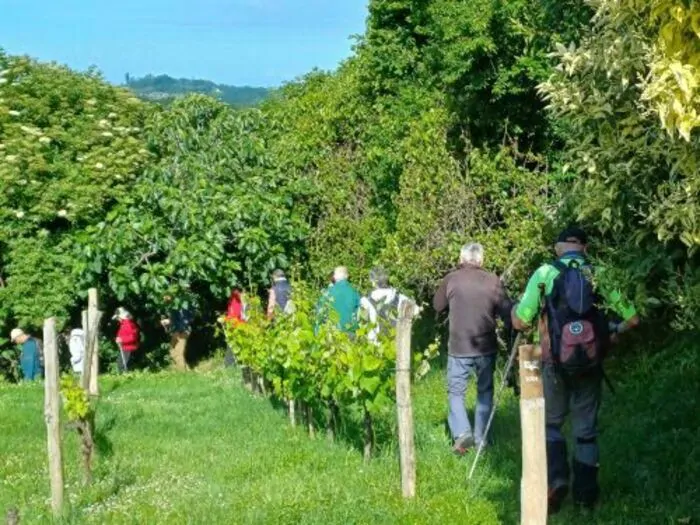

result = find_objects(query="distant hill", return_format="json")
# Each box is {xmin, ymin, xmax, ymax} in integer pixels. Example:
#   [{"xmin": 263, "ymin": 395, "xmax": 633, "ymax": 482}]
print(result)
[{"xmin": 125, "ymin": 74, "xmax": 270, "ymax": 107}]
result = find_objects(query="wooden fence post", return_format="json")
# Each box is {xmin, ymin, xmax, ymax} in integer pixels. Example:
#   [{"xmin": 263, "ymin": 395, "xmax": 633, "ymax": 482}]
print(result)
[
  {"xmin": 88, "ymin": 289, "xmax": 100, "ymax": 396},
  {"xmin": 43, "ymin": 317, "xmax": 64, "ymax": 516},
  {"xmin": 288, "ymin": 399, "xmax": 296, "ymax": 426},
  {"xmin": 395, "ymin": 299, "xmax": 417, "ymax": 498},
  {"xmin": 81, "ymin": 289, "xmax": 101, "ymax": 397},
  {"xmin": 519, "ymin": 344, "xmax": 547, "ymax": 525}
]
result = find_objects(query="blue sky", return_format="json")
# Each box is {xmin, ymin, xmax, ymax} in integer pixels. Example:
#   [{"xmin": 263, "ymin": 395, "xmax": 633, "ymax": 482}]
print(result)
[{"xmin": 0, "ymin": 0, "xmax": 368, "ymax": 87}]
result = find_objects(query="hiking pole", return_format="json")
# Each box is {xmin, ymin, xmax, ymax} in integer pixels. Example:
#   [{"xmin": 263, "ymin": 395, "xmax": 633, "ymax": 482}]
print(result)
[
  {"xmin": 118, "ymin": 342, "xmax": 128, "ymax": 372},
  {"xmin": 467, "ymin": 332, "xmax": 522, "ymax": 481}
]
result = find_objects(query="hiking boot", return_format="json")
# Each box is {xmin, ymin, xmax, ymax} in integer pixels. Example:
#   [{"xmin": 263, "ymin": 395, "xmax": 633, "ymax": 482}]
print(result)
[
  {"xmin": 572, "ymin": 460, "xmax": 600, "ymax": 510},
  {"xmin": 452, "ymin": 433, "xmax": 475, "ymax": 456},
  {"xmin": 548, "ymin": 483, "xmax": 569, "ymax": 516}
]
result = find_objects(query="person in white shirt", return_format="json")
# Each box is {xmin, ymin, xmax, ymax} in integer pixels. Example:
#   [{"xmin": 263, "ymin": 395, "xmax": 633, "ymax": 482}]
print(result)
[
  {"xmin": 360, "ymin": 267, "xmax": 413, "ymax": 343},
  {"xmin": 68, "ymin": 328, "xmax": 85, "ymax": 374}
]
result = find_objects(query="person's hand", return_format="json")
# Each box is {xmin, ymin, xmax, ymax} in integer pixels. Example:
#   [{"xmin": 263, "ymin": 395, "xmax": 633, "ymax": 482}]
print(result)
[{"xmin": 116, "ymin": 337, "xmax": 122, "ymax": 344}]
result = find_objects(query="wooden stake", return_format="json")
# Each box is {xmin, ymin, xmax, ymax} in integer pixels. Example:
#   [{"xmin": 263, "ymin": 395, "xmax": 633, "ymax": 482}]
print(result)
[
  {"xmin": 87, "ymin": 288, "xmax": 100, "ymax": 397},
  {"xmin": 43, "ymin": 317, "xmax": 64, "ymax": 516},
  {"xmin": 519, "ymin": 344, "xmax": 547, "ymax": 525},
  {"xmin": 395, "ymin": 299, "xmax": 417, "ymax": 498},
  {"xmin": 363, "ymin": 407, "xmax": 374, "ymax": 463},
  {"xmin": 288, "ymin": 399, "xmax": 296, "ymax": 426},
  {"xmin": 306, "ymin": 404, "xmax": 315, "ymax": 438}
]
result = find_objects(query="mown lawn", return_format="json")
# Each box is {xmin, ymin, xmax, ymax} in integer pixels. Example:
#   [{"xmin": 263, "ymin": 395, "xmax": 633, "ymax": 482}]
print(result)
[{"xmin": 1, "ymin": 340, "xmax": 698, "ymax": 524}]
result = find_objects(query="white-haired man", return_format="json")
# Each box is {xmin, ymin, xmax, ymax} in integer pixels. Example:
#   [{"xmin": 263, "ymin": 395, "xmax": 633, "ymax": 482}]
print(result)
[
  {"xmin": 315, "ymin": 266, "xmax": 361, "ymax": 334},
  {"xmin": 433, "ymin": 243, "xmax": 512, "ymax": 455},
  {"xmin": 10, "ymin": 328, "xmax": 44, "ymax": 381}
]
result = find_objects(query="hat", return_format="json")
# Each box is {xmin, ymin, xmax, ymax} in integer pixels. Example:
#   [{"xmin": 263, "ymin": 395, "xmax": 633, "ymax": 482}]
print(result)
[
  {"xmin": 556, "ymin": 227, "xmax": 587, "ymax": 245},
  {"xmin": 10, "ymin": 328, "xmax": 24, "ymax": 343},
  {"xmin": 113, "ymin": 307, "xmax": 132, "ymax": 321}
]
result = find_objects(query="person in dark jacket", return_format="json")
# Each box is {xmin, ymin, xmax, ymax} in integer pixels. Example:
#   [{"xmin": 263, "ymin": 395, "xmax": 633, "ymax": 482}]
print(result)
[
  {"xmin": 433, "ymin": 243, "xmax": 512, "ymax": 455},
  {"xmin": 161, "ymin": 295, "xmax": 193, "ymax": 371},
  {"xmin": 267, "ymin": 269, "xmax": 292, "ymax": 320},
  {"xmin": 10, "ymin": 328, "xmax": 43, "ymax": 381}
]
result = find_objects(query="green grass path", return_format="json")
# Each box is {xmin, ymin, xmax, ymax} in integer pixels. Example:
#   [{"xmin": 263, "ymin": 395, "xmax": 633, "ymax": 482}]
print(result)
[{"xmin": 1, "ymin": 342, "xmax": 699, "ymax": 524}]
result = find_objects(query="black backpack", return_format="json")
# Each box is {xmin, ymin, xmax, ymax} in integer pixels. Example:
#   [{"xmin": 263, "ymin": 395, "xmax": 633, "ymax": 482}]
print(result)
[
  {"xmin": 369, "ymin": 292, "xmax": 400, "ymax": 336},
  {"xmin": 545, "ymin": 258, "xmax": 607, "ymax": 376}
]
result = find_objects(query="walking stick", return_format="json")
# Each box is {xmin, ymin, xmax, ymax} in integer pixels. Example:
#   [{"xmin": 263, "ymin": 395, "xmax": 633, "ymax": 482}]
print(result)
[
  {"xmin": 118, "ymin": 342, "xmax": 128, "ymax": 372},
  {"xmin": 468, "ymin": 332, "xmax": 522, "ymax": 481}
]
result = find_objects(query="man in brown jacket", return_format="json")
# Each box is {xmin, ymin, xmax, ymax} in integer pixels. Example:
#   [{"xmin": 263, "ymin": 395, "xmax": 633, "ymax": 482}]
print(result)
[{"xmin": 433, "ymin": 243, "xmax": 512, "ymax": 455}]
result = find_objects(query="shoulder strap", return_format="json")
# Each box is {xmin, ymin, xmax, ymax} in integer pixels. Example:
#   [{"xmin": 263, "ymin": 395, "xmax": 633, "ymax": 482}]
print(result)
[{"xmin": 551, "ymin": 259, "xmax": 569, "ymax": 272}]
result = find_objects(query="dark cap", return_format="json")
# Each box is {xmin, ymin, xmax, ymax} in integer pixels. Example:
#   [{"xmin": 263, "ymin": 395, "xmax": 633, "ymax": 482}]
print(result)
[{"xmin": 556, "ymin": 227, "xmax": 587, "ymax": 245}]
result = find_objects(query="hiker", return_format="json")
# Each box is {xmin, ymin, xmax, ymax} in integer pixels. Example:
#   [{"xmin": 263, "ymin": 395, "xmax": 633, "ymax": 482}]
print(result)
[
  {"xmin": 433, "ymin": 243, "xmax": 512, "ymax": 455},
  {"xmin": 267, "ymin": 269, "xmax": 293, "ymax": 320},
  {"xmin": 10, "ymin": 328, "xmax": 44, "ymax": 381},
  {"xmin": 360, "ymin": 267, "xmax": 413, "ymax": 342},
  {"xmin": 114, "ymin": 307, "xmax": 140, "ymax": 373},
  {"xmin": 161, "ymin": 296, "xmax": 193, "ymax": 371},
  {"xmin": 224, "ymin": 288, "xmax": 247, "ymax": 367},
  {"xmin": 68, "ymin": 328, "xmax": 85, "ymax": 374},
  {"xmin": 511, "ymin": 227, "xmax": 640, "ymax": 514},
  {"xmin": 316, "ymin": 266, "xmax": 361, "ymax": 334}
]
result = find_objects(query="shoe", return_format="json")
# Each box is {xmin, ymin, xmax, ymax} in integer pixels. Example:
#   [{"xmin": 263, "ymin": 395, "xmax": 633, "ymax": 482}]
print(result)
[
  {"xmin": 548, "ymin": 483, "xmax": 569, "ymax": 516},
  {"xmin": 452, "ymin": 433, "xmax": 475, "ymax": 456}
]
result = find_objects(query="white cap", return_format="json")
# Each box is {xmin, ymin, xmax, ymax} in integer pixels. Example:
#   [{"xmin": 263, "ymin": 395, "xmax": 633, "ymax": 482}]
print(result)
[{"xmin": 10, "ymin": 328, "xmax": 24, "ymax": 343}]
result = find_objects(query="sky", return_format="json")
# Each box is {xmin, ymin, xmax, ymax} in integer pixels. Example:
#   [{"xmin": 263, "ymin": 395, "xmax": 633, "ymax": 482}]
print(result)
[{"xmin": 0, "ymin": 0, "xmax": 368, "ymax": 87}]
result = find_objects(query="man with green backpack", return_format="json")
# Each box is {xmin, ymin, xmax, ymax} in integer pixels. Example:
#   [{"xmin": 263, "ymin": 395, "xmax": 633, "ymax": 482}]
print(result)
[{"xmin": 512, "ymin": 227, "xmax": 640, "ymax": 514}]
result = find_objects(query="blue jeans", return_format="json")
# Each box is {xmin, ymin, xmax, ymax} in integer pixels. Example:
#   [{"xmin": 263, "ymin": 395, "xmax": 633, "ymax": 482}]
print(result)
[{"xmin": 447, "ymin": 354, "xmax": 496, "ymax": 444}]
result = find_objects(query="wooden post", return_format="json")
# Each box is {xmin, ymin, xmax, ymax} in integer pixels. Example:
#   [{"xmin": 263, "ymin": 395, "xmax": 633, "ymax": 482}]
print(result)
[
  {"xmin": 81, "ymin": 290, "xmax": 101, "ymax": 396},
  {"xmin": 363, "ymin": 407, "xmax": 374, "ymax": 463},
  {"xmin": 519, "ymin": 344, "xmax": 547, "ymax": 525},
  {"xmin": 395, "ymin": 299, "xmax": 417, "ymax": 498},
  {"xmin": 288, "ymin": 399, "xmax": 296, "ymax": 426},
  {"xmin": 88, "ymin": 289, "xmax": 99, "ymax": 396},
  {"xmin": 306, "ymin": 404, "xmax": 315, "ymax": 438},
  {"xmin": 43, "ymin": 317, "xmax": 64, "ymax": 516}
]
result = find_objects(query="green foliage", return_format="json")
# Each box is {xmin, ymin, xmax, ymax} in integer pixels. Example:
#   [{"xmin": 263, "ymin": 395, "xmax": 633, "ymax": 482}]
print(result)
[
  {"xmin": 60, "ymin": 374, "xmax": 91, "ymax": 421},
  {"xmin": 79, "ymin": 95, "xmax": 308, "ymax": 311},
  {"xmin": 540, "ymin": 0, "xmax": 700, "ymax": 328},
  {"xmin": 0, "ymin": 50, "xmax": 151, "ymax": 337},
  {"xmin": 126, "ymin": 74, "xmax": 270, "ymax": 108},
  {"xmin": 225, "ymin": 281, "xmax": 438, "ymax": 425}
]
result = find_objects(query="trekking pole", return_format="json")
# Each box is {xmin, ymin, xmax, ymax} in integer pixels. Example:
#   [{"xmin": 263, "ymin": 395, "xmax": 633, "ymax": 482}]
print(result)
[
  {"xmin": 467, "ymin": 332, "xmax": 522, "ymax": 481},
  {"xmin": 118, "ymin": 342, "xmax": 128, "ymax": 372}
]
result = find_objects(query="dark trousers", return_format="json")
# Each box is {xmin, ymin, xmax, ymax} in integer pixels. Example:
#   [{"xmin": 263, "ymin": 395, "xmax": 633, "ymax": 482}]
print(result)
[{"xmin": 543, "ymin": 363, "xmax": 602, "ymax": 503}]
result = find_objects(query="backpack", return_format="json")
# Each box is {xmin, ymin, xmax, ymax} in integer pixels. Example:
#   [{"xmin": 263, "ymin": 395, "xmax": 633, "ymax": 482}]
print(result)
[
  {"xmin": 369, "ymin": 292, "xmax": 400, "ymax": 336},
  {"xmin": 545, "ymin": 258, "xmax": 607, "ymax": 376}
]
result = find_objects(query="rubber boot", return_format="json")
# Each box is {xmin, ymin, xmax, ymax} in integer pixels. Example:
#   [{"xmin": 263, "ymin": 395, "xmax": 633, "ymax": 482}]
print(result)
[
  {"xmin": 572, "ymin": 460, "xmax": 599, "ymax": 509},
  {"xmin": 547, "ymin": 439, "xmax": 570, "ymax": 515}
]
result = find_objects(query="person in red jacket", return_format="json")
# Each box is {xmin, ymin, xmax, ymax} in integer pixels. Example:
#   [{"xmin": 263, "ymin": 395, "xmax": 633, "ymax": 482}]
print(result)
[
  {"xmin": 114, "ymin": 307, "xmax": 140, "ymax": 373},
  {"xmin": 224, "ymin": 288, "xmax": 247, "ymax": 367}
]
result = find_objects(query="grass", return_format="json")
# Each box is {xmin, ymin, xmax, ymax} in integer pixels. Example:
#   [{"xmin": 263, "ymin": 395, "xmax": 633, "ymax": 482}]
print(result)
[{"xmin": 1, "ymin": 338, "xmax": 699, "ymax": 524}]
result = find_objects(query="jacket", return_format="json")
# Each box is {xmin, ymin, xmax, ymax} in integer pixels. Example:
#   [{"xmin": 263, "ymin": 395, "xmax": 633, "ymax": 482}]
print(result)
[
  {"xmin": 433, "ymin": 264, "xmax": 512, "ymax": 357},
  {"xmin": 316, "ymin": 279, "xmax": 361, "ymax": 334},
  {"xmin": 20, "ymin": 337, "xmax": 43, "ymax": 381},
  {"xmin": 116, "ymin": 319, "xmax": 140, "ymax": 352},
  {"xmin": 226, "ymin": 291, "xmax": 247, "ymax": 325}
]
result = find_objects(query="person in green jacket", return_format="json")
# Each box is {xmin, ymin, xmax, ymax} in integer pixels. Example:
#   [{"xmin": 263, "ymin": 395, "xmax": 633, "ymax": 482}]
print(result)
[
  {"xmin": 10, "ymin": 328, "xmax": 44, "ymax": 381},
  {"xmin": 316, "ymin": 266, "xmax": 361, "ymax": 334},
  {"xmin": 512, "ymin": 227, "xmax": 640, "ymax": 514}
]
